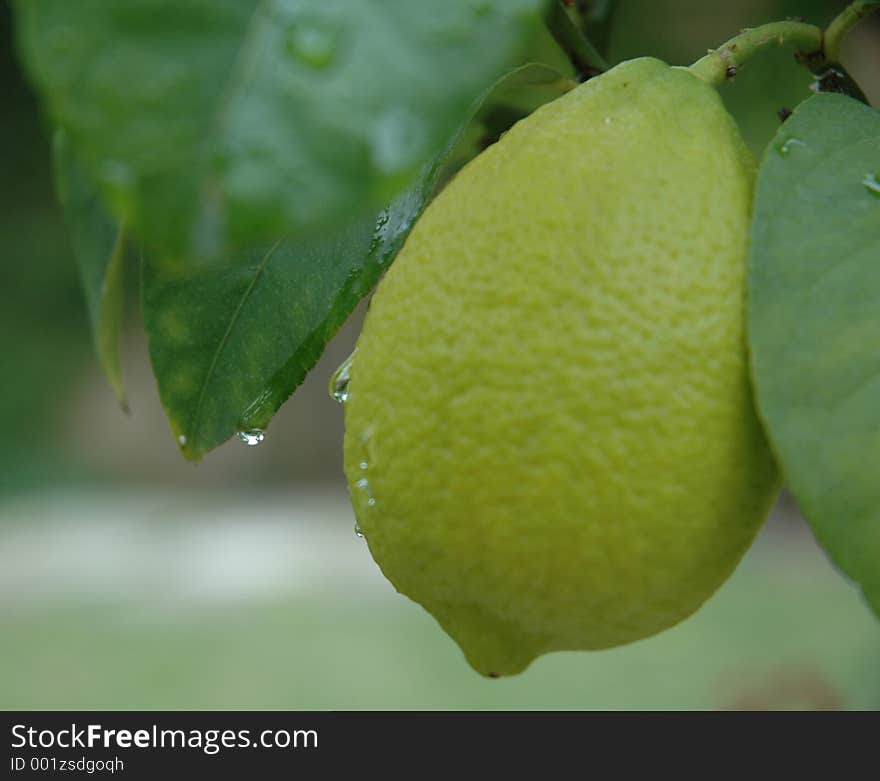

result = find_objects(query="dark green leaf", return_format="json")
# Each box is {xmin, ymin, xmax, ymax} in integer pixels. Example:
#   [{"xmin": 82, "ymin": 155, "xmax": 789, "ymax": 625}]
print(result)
[
  {"xmin": 143, "ymin": 169, "xmax": 436, "ymax": 461},
  {"xmin": 749, "ymin": 93, "xmax": 880, "ymax": 617},
  {"xmin": 543, "ymin": 1, "xmax": 608, "ymax": 76},
  {"xmin": 53, "ymin": 130, "xmax": 126, "ymax": 406},
  {"xmin": 580, "ymin": 0, "xmax": 620, "ymax": 55},
  {"xmin": 15, "ymin": 0, "xmax": 547, "ymax": 257}
]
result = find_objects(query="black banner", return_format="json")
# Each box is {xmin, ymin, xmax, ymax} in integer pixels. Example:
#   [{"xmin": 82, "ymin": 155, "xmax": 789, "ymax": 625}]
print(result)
[{"xmin": 0, "ymin": 711, "xmax": 859, "ymax": 776}]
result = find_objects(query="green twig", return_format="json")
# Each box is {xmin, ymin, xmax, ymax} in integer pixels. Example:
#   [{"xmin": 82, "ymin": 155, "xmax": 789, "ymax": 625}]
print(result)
[
  {"xmin": 688, "ymin": 21, "xmax": 823, "ymax": 87},
  {"xmin": 825, "ymin": 1, "xmax": 880, "ymax": 63},
  {"xmin": 545, "ymin": 1, "xmax": 609, "ymax": 80},
  {"xmin": 689, "ymin": 2, "xmax": 880, "ymax": 90}
]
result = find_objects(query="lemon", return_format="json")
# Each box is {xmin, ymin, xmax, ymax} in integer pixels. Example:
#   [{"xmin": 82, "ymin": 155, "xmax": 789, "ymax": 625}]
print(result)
[{"xmin": 342, "ymin": 57, "xmax": 779, "ymax": 677}]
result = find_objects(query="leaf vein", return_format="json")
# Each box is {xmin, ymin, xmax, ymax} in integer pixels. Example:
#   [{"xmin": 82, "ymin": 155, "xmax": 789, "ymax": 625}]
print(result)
[{"xmin": 189, "ymin": 238, "xmax": 284, "ymax": 446}]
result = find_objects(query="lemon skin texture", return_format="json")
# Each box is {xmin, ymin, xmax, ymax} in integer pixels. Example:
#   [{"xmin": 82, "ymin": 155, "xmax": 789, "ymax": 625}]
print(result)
[{"xmin": 342, "ymin": 57, "xmax": 779, "ymax": 677}]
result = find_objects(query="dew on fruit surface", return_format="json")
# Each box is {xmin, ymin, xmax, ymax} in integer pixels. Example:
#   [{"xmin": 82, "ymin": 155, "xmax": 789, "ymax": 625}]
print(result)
[
  {"xmin": 237, "ymin": 428, "xmax": 265, "ymax": 447},
  {"xmin": 776, "ymin": 137, "xmax": 806, "ymax": 156},
  {"xmin": 863, "ymin": 173, "xmax": 880, "ymax": 197},
  {"xmin": 329, "ymin": 350, "xmax": 356, "ymax": 404},
  {"xmin": 371, "ymin": 107, "xmax": 425, "ymax": 175},
  {"xmin": 355, "ymin": 477, "xmax": 376, "ymax": 507},
  {"xmin": 355, "ymin": 427, "xmax": 377, "ymax": 469},
  {"xmin": 352, "ymin": 467, "xmax": 374, "ymax": 538},
  {"xmin": 285, "ymin": 21, "xmax": 339, "ymax": 69}
]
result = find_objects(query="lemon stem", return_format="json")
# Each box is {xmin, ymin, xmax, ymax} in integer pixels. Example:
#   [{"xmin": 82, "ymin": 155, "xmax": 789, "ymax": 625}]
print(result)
[
  {"xmin": 689, "ymin": 2, "xmax": 880, "ymax": 88},
  {"xmin": 824, "ymin": 1, "xmax": 880, "ymax": 63},
  {"xmin": 688, "ymin": 21, "xmax": 823, "ymax": 87}
]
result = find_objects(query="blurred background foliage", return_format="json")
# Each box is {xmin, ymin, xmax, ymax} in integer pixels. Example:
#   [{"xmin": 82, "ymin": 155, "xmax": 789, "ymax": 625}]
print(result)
[{"xmin": 1, "ymin": 0, "xmax": 878, "ymax": 708}]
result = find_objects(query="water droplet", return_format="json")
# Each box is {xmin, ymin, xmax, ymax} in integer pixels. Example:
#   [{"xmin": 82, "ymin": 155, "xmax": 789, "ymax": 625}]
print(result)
[
  {"xmin": 359, "ymin": 461, "xmax": 368, "ymax": 471},
  {"xmin": 237, "ymin": 429, "xmax": 265, "ymax": 447},
  {"xmin": 356, "ymin": 477, "xmax": 377, "ymax": 507},
  {"xmin": 329, "ymin": 350, "xmax": 356, "ymax": 403},
  {"xmin": 371, "ymin": 107, "xmax": 426, "ymax": 175},
  {"xmin": 374, "ymin": 207, "xmax": 391, "ymax": 231},
  {"xmin": 368, "ymin": 174, "xmax": 425, "ymax": 264},
  {"xmin": 604, "ymin": 117, "xmax": 613, "ymax": 126},
  {"xmin": 369, "ymin": 207, "xmax": 392, "ymax": 259},
  {"xmin": 776, "ymin": 137, "xmax": 806, "ymax": 156},
  {"xmin": 356, "ymin": 427, "xmax": 377, "ymax": 465},
  {"xmin": 286, "ymin": 21, "xmax": 339, "ymax": 69},
  {"xmin": 354, "ymin": 522, "xmax": 365, "ymax": 539},
  {"xmin": 177, "ymin": 434, "xmax": 187, "ymax": 446},
  {"xmin": 238, "ymin": 387, "xmax": 275, "ymax": 435},
  {"xmin": 863, "ymin": 173, "xmax": 880, "ymax": 197}
]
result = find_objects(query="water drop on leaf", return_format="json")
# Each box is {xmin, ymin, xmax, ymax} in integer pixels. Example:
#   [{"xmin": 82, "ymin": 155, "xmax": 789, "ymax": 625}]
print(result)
[
  {"xmin": 369, "ymin": 207, "xmax": 392, "ymax": 261},
  {"xmin": 776, "ymin": 137, "xmax": 806, "ymax": 156},
  {"xmin": 863, "ymin": 173, "xmax": 880, "ymax": 197},
  {"xmin": 286, "ymin": 21, "xmax": 339, "ymax": 69},
  {"xmin": 237, "ymin": 428, "xmax": 265, "ymax": 447}
]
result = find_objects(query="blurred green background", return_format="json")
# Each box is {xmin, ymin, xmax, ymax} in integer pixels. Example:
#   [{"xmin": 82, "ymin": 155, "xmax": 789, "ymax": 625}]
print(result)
[{"xmin": 1, "ymin": 0, "xmax": 878, "ymax": 709}]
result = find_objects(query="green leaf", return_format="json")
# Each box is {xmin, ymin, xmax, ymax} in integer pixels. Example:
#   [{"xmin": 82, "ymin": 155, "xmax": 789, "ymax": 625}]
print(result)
[
  {"xmin": 749, "ymin": 93, "xmax": 880, "ymax": 617},
  {"xmin": 53, "ymin": 130, "xmax": 127, "ymax": 406},
  {"xmin": 15, "ymin": 0, "xmax": 548, "ymax": 257},
  {"xmin": 580, "ymin": 0, "xmax": 619, "ymax": 55},
  {"xmin": 143, "ymin": 168, "xmax": 436, "ymax": 461},
  {"xmin": 543, "ymin": 0, "xmax": 608, "ymax": 76}
]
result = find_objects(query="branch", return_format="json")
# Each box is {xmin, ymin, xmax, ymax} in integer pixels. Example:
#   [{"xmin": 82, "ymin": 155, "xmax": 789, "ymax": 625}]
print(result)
[
  {"xmin": 688, "ymin": 21, "xmax": 823, "ymax": 87},
  {"xmin": 688, "ymin": 2, "xmax": 880, "ymax": 90},
  {"xmin": 824, "ymin": 1, "xmax": 880, "ymax": 63}
]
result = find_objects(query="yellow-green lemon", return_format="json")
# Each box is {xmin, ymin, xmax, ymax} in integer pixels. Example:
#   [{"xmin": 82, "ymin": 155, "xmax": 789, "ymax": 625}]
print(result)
[{"xmin": 341, "ymin": 57, "xmax": 779, "ymax": 677}]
